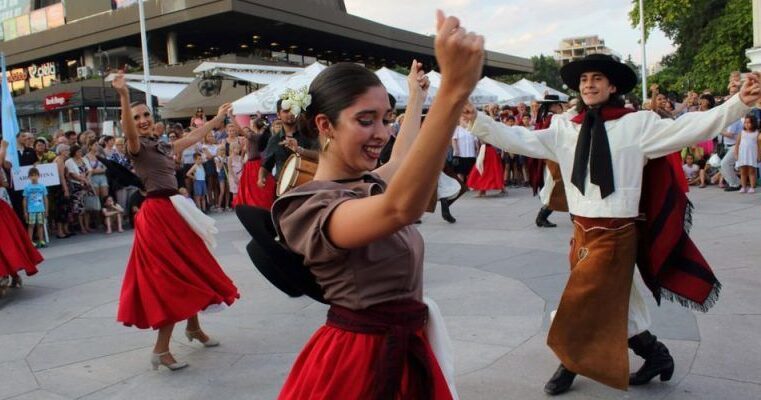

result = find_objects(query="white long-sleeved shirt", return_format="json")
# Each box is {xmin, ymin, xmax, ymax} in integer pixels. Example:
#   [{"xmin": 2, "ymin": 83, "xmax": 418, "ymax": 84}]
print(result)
[{"xmin": 469, "ymin": 94, "xmax": 751, "ymax": 218}]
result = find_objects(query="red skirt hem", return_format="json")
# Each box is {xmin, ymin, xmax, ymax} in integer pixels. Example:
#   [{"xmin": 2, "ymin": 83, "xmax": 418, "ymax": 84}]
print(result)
[
  {"xmin": 117, "ymin": 197, "xmax": 239, "ymax": 330},
  {"xmin": 233, "ymin": 159, "xmax": 276, "ymax": 209},
  {"xmin": 0, "ymin": 201, "xmax": 42, "ymax": 278},
  {"xmin": 279, "ymin": 325, "xmax": 453, "ymax": 400}
]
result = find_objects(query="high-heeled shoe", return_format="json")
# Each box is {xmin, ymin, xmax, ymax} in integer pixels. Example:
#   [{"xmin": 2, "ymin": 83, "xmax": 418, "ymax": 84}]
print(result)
[
  {"xmin": 185, "ymin": 329, "xmax": 220, "ymax": 347},
  {"xmin": 150, "ymin": 352, "xmax": 188, "ymax": 371}
]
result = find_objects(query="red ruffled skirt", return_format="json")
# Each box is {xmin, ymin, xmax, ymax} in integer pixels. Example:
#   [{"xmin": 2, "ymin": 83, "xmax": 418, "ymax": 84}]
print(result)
[
  {"xmin": 117, "ymin": 197, "xmax": 239, "ymax": 329},
  {"xmin": 279, "ymin": 325, "xmax": 453, "ymax": 400},
  {"xmin": 467, "ymin": 145, "xmax": 505, "ymax": 191},
  {"xmin": 0, "ymin": 200, "xmax": 42, "ymax": 278},
  {"xmin": 233, "ymin": 159, "xmax": 276, "ymax": 209}
]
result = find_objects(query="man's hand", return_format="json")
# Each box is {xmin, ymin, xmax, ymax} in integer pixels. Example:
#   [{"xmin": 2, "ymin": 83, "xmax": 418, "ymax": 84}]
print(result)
[
  {"xmin": 739, "ymin": 72, "xmax": 761, "ymax": 106},
  {"xmin": 257, "ymin": 176, "xmax": 266, "ymax": 188}
]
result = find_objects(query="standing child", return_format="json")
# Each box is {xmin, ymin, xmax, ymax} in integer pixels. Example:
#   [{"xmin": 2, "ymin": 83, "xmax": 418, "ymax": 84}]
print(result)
[
  {"xmin": 22, "ymin": 167, "xmax": 48, "ymax": 248},
  {"xmin": 227, "ymin": 142, "xmax": 244, "ymax": 205},
  {"xmin": 214, "ymin": 147, "xmax": 228, "ymax": 211},
  {"xmin": 734, "ymin": 114, "xmax": 760, "ymax": 193},
  {"xmin": 186, "ymin": 153, "xmax": 207, "ymax": 210}
]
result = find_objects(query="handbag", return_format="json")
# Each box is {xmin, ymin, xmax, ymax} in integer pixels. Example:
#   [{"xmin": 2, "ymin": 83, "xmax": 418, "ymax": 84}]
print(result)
[
  {"xmin": 707, "ymin": 153, "xmax": 721, "ymax": 169},
  {"xmin": 84, "ymin": 194, "xmax": 101, "ymax": 211}
]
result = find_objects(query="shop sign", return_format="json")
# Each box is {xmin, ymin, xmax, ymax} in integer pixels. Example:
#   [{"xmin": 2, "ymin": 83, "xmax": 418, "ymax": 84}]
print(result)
[
  {"xmin": 7, "ymin": 67, "xmax": 26, "ymax": 82},
  {"xmin": 43, "ymin": 91, "xmax": 74, "ymax": 111},
  {"xmin": 28, "ymin": 61, "xmax": 56, "ymax": 79}
]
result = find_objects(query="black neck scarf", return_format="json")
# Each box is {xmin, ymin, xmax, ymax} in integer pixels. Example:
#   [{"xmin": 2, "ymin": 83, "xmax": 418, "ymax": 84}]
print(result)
[{"xmin": 570, "ymin": 106, "xmax": 633, "ymax": 199}]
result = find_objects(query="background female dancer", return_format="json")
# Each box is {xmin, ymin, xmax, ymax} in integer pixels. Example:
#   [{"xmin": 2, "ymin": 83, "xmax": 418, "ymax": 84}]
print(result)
[
  {"xmin": 265, "ymin": 10, "xmax": 484, "ymax": 399},
  {"xmin": 233, "ymin": 116, "xmax": 275, "ymax": 208},
  {"xmin": 0, "ymin": 140, "xmax": 43, "ymax": 295},
  {"xmin": 112, "ymin": 73, "xmax": 239, "ymax": 371}
]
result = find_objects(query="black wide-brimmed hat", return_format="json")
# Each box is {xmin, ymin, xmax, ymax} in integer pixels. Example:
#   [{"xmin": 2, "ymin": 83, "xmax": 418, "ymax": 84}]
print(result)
[
  {"xmin": 538, "ymin": 94, "xmax": 564, "ymax": 103},
  {"xmin": 560, "ymin": 54, "xmax": 637, "ymax": 95}
]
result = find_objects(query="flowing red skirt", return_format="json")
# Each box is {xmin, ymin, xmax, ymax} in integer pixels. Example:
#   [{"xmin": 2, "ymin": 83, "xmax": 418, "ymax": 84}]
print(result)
[
  {"xmin": 467, "ymin": 145, "xmax": 505, "ymax": 191},
  {"xmin": 233, "ymin": 159, "xmax": 276, "ymax": 209},
  {"xmin": 117, "ymin": 197, "xmax": 239, "ymax": 329},
  {"xmin": 0, "ymin": 200, "xmax": 42, "ymax": 278},
  {"xmin": 279, "ymin": 325, "xmax": 453, "ymax": 400}
]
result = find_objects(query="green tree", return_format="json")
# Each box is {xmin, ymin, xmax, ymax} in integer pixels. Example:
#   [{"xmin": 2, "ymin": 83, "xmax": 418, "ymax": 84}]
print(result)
[
  {"xmin": 630, "ymin": 0, "xmax": 752, "ymax": 94},
  {"xmin": 495, "ymin": 54, "xmax": 564, "ymax": 91}
]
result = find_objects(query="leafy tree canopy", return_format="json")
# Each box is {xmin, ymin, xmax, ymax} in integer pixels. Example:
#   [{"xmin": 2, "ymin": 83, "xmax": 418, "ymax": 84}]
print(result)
[{"xmin": 630, "ymin": 0, "xmax": 752, "ymax": 95}]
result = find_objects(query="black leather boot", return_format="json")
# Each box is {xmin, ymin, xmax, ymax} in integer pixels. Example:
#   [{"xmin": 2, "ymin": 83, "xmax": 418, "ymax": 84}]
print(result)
[
  {"xmin": 535, "ymin": 206, "xmax": 557, "ymax": 228},
  {"xmin": 440, "ymin": 199, "xmax": 456, "ymax": 223},
  {"xmin": 628, "ymin": 330, "xmax": 675, "ymax": 385},
  {"xmin": 544, "ymin": 364, "xmax": 576, "ymax": 395}
]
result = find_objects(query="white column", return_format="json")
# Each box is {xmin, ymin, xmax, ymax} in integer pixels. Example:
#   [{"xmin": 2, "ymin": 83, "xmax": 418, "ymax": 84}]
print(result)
[
  {"xmin": 747, "ymin": 0, "xmax": 761, "ymax": 72},
  {"xmin": 167, "ymin": 31, "xmax": 178, "ymax": 65}
]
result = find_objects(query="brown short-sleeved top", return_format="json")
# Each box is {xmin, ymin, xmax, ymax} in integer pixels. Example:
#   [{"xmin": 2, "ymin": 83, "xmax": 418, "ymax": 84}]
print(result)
[
  {"xmin": 272, "ymin": 174, "xmax": 424, "ymax": 310},
  {"xmin": 129, "ymin": 136, "xmax": 178, "ymax": 193}
]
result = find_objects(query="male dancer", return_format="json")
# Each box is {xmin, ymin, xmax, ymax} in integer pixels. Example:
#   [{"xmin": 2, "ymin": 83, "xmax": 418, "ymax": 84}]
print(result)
[
  {"xmin": 463, "ymin": 54, "xmax": 761, "ymax": 395},
  {"xmin": 531, "ymin": 95, "xmax": 567, "ymax": 228}
]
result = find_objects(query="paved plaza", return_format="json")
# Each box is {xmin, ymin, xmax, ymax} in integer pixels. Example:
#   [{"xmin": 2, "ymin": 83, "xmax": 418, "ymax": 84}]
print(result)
[{"xmin": 1, "ymin": 186, "xmax": 760, "ymax": 400}]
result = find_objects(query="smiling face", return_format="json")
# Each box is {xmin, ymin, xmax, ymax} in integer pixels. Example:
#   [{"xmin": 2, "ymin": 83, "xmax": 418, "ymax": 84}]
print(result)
[
  {"xmin": 131, "ymin": 104, "xmax": 155, "ymax": 136},
  {"xmin": 317, "ymin": 85, "xmax": 391, "ymax": 175},
  {"xmin": 579, "ymin": 71, "xmax": 617, "ymax": 108}
]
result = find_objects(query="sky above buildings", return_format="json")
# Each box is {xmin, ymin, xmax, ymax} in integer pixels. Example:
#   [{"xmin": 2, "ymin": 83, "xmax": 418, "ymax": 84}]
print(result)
[{"xmin": 345, "ymin": 0, "xmax": 675, "ymax": 66}]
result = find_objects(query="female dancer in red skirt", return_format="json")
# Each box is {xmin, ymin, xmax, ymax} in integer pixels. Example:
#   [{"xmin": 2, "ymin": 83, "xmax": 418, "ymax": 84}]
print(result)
[
  {"xmin": 111, "ymin": 73, "xmax": 239, "ymax": 371},
  {"xmin": 232, "ymin": 119, "xmax": 275, "ymax": 209},
  {"xmin": 0, "ymin": 140, "xmax": 43, "ymax": 294},
  {"xmin": 467, "ymin": 143, "xmax": 505, "ymax": 196},
  {"xmin": 265, "ymin": 11, "xmax": 483, "ymax": 399}
]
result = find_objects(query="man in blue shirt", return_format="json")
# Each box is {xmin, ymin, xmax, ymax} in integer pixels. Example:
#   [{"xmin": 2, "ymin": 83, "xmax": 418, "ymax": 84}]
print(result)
[{"xmin": 22, "ymin": 167, "xmax": 48, "ymax": 248}]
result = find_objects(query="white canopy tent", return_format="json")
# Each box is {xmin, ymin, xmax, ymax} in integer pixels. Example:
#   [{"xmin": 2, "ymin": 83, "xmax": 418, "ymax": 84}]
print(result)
[
  {"xmin": 426, "ymin": 71, "xmax": 497, "ymax": 106},
  {"xmin": 232, "ymin": 62, "xmax": 327, "ymax": 115},
  {"xmin": 193, "ymin": 62, "xmax": 302, "ymax": 85},
  {"xmin": 477, "ymin": 77, "xmax": 535, "ymax": 106},
  {"xmin": 374, "ymin": 67, "xmax": 409, "ymax": 108},
  {"xmin": 512, "ymin": 78, "xmax": 569, "ymax": 102},
  {"xmin": 105, "ymin": 73, "xmax": 193, "ymax": 105}
]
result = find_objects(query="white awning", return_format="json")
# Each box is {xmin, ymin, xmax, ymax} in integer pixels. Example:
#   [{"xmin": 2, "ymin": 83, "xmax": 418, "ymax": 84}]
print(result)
[
  {"xmin": 218, "ymin": 70, "xmax": 295, "ymax": 85},
  {"xmin": 125, "ymin": 82, "xmax": 189, "ymax": 105}
]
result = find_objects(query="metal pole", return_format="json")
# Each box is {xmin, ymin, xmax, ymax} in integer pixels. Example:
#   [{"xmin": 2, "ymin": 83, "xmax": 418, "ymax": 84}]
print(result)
[
  {"xmin": 639, "ymin": 0, "xmax": 648, "ymax": 103},
  {"xmin": 138, "ymin": 0, "xmax": 153, "ymax": 114}
]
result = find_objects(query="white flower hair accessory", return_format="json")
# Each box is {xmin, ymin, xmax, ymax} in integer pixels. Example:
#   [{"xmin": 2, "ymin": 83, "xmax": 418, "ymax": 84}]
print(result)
[{"xmin": 279, "ymin": 86, "xmax": 312, "ymax": 117}]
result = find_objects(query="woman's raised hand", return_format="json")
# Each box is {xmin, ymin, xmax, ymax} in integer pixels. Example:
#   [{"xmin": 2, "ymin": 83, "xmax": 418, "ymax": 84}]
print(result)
[
  {"xmin": 111, "ymin": 71, "xmax": 129, "ymax": 97},
  {"xmin": 434, "ymin": 10, "xmax": 484, "ymax": 99},
  {"xmin": 407, "ymin": 60, "xmax": 430, "ymax": 98}
]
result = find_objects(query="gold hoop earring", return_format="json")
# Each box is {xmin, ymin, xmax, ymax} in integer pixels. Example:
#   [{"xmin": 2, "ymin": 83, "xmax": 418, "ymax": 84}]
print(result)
[{"xmin": 322, "ymin": 137, "xmax": 331, "ymax": 152}]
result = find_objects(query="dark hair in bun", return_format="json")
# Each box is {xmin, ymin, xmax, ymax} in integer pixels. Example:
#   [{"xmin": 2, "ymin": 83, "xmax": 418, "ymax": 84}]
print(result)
[{"xmin": 300, "ymin": 63, "xmax": 384, "ymax": 138}]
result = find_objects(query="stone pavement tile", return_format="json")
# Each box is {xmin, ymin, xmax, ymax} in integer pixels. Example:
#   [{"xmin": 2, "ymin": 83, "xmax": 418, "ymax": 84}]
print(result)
[
  {"xmin": 27, "ymin": 331, "xmax": 153, "ymax": 371},
  {"xmin": 202, "ymin": 312, "xmax": 324, "ymax": 355},
  {"xmin": 6, "ymin": 390, "xmax": 71, "ymax": 400},
  {"xmin": 424, "ymin": 265, "xmax": 544, "ymax": 318},
  {"xmin": 0, "ymin": 332, "xmax": 44, "ymax": 364},
  {"xmin": 477, "ymin": 249, "xmax": 569, "ymax": 280},
  {"xmin": 0, "ymin": 360, "xmax": 39, "ymax": 400},
  {"xmin": 424, "ymin": 242, "xmax": 530, "ymax": 268},
  {"xmin": 705, "ymin": 267, "xmax": 761, "ymax": 316},
  {"xmin": 691, "ymin": 314, "xmax": 761, "ymax": 384},
  {"xmin": 452, "ymin": 339, "xmax": 514, "ymax": 377},
  {"xmin": 77, "ymin": 301, "xmax": 117, "ymax": 319},
  {"xmin": 0, "ymin": 302, "xmax": 91, "ymax": 336},
  {"xmin": 21, "ymin": 277, "xmax": 121, "ymax": 309},
  {"xmin": 35, "ymin": 345, "xmax": 193, "ymax": 399},
  {"xmin": 663, "ymin": 374, "xmax": 761, "ymax": 400},
  {"xmin": 193, "ymin": 353, "xmax": 297, "ymax": 399},
  {"xmin": 445, "ymin": 315, "xmax": 542, "ymax": 348},
  {"xmin": 33, "ymin": 247, "xmax": 131, "ymax": 289},
  {"xmin": 645, "ymin": 298, "xmax": 699, "ymax": 342},
  {"xmin": 40, "ymin": 317, "xmax": 146, "ymax": 344}
]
